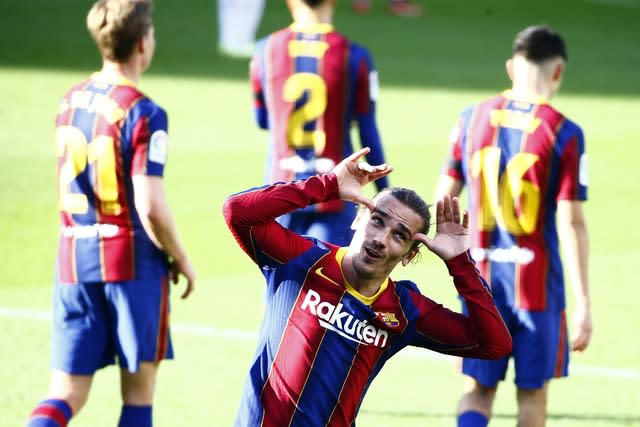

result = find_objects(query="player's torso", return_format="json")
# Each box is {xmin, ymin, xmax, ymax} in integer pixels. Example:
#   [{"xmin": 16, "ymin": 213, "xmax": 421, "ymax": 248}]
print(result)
[
  {"xmin": 55, "ymin": 77, "xmax": 167, "ymax": 283},
  {"xmin": 238, "ymin": 245, "xmax": 410, "ymax": 427},
  {"xmin": 460, "ymin": 94, "xmax": 569, "ymax": 310},
  {"xmin": 258, "ymin": 26, "xmax": 361, "ymax": 185}
]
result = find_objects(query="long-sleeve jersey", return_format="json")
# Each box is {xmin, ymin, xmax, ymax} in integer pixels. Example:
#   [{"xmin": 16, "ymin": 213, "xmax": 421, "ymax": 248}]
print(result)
[
  {"xmin": 223, "ymin": 174, "xmax": 512, "ymax": 426},
  {"xmin": 443, "ymin": 90, "xmax": 588, "ymax": 311},
  {"xmin": 250, "ymin": 22, "xmax": 388, "ymax": 213}
]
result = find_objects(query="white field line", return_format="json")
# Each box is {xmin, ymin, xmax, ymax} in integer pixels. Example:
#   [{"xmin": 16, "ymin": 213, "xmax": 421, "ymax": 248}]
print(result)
[
  {"xmin": 582, "ymin": 0, "xmax": 640, "ymax": 7},
  {"xmin": 2, "ymin": 306, "xmax": 639, "ymax": 381}
]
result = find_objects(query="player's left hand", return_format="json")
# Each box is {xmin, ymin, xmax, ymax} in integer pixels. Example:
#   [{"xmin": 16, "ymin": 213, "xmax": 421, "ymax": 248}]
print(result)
[
  {"xmin": 571, "ymin": 301, "xmax": 592, "ymax": 351},
  {"xmin": 413, "ymin": 194, "xmax": 470, "ymax": 261}
]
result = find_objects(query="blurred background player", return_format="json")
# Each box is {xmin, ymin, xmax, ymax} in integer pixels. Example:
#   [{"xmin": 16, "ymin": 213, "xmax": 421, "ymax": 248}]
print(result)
[
  {"xmin": 434, "ymin": 25, "xmax": 592, "ymax": 427},
  {"xmin": 352, "ymin": 0, "xmax": 423, "ymax": 17},
  {"xmin": 217, "ymin": 0, "xmax": 266, "ymax": 58},
  {"xmin": 224, "ymin": 148, "xmax": 512, "ymax": 426},
  {"xmin": 250, "ymin": 0, "xmax": 389, "ymax": 246},
  {"xmin": 26, "ymin": 1, "xmax": 196, "ymax": 426}
]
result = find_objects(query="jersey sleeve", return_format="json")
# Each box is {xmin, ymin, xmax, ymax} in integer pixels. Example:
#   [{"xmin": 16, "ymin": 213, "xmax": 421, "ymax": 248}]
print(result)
[
  {"xmin": 441, "ymin": 113, "xmax": 467, "ymax": 181},
  {"xmin": 352, "ymin": 45, "xmax": 388, "ymax": 191},
  {"xmin": 223, "ymin": 174, "xmax": 340, "ymax": 268},
  {"xmin": 250, "ymin": 40, "xmax": 269, "ymax": 130},
  {"xmin": 129, "ymin": 99, "xmax": 169, "ymax": 177},
  {"xmin": 556, "ymin": 121, "xmax": 587, "ymax": 201},
  {"xmin": 407, "ymin": 252, "xmax": 512, "ymax": 359}
]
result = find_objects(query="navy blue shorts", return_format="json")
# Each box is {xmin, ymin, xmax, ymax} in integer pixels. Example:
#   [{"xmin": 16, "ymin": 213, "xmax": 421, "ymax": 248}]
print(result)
[
  {"xmin": 51, "ymin": 276, "xmax": 173, "ymax": 375},
  {"xmin": 462, "ymin": 302, "xmax": 569, "ymax": 389}
]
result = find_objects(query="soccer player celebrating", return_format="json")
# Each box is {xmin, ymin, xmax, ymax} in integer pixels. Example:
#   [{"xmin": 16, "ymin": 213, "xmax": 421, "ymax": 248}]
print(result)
[
  {"xmin": 250, "ymin": 0, "xmax": 389, "ymax": 246},
  {"xmin": 434, "ymin": 25, "xmax": 592, "ymax": 427},
  {"xmin": 223, "ymin": 148, "xmax": 512, "ymax": 426},
  {"xmin": 26, "ymin": 1, "xmax": 196, "ymax": 426}
]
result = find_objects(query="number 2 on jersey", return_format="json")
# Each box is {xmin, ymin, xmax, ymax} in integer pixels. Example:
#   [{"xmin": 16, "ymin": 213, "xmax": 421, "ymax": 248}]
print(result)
[
  {"xmin": 283, "ymin": 72, "xmax": 327, "ymax": 154},
  {"xmin": 56, "ymin": 125, "xmax": 121, "ymax": 215},
  {"xmin": 470, "ymin": 147, "xmax": 541, "ymax": 236}
]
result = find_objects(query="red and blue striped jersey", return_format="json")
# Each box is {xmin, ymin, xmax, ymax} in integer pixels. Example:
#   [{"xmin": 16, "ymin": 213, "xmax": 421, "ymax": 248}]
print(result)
[
  {"xmin": 443, "ymin": 90, "xmax": 588, "ymax": 311},
  {"xmin": 250, "ymin": 23, "xmax": 388, "ymax": 213},
  {"xmin": 55, "ymin": 74, "xmax": 169, "ymax": 284},
  {"xmin": 223, "ymin": 174, "xmax": 512, "ymax": 427}
]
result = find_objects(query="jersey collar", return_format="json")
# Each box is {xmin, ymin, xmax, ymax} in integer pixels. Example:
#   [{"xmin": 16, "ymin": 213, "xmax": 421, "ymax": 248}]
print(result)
[
  {"xmin": 502, "ymin": 89, "xmax": 549, "ymax": 105},
  {"xmin": 91, "ymin": 71, "xmax": 137, "ymax": 88},
  {"xmin": 289, "ymin": 22, "xmax": 334, "ymax": 34},
  {"xmin": 336, "ymin": 247, "xmax": 389, "ymax": 306}
]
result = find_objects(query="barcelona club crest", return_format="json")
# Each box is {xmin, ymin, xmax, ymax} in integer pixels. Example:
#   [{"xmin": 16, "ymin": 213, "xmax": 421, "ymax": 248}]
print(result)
[{"xmin": 376, "ymin": 312, "xmax": 400, "ymax": 328}]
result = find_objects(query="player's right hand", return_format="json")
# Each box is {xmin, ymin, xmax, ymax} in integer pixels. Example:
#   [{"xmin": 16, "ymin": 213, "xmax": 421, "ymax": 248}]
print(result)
[{"xmin": 333, "ymin": 148, "xmax": 393, "ymax": 210}]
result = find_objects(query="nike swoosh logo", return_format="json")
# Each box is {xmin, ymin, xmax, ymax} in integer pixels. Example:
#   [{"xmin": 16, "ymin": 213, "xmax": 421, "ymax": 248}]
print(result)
[{"xmin": 315, "ymin": 267, "xmax": 342, "ymax": 287}]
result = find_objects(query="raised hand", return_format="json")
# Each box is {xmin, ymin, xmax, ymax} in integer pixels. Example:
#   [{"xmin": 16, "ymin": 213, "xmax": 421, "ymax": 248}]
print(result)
[
  {"xmin": 413, "ymin": 194, "xmax": 470, "ymax": 260},
  {"xmin": 332, "ymin": 147, "xmax": 393, "ymax": 210}
]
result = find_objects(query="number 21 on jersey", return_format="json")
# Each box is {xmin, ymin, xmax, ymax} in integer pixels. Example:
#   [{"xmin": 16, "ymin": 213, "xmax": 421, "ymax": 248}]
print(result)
[{"xmin": 56, "ymin": 125, "xmax": 121, "ymax": 216}]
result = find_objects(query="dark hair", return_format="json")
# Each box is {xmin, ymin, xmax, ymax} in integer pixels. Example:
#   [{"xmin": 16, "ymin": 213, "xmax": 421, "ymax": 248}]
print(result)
[
  {"xmin": 302, "ymin": 0, "xmax": 327, "ymax": 7},
  {"xmin": 379, "ymin": 187, "xmax": 431, "ymax": 251},
  {"xmin": 512, "ymin": 25, "xmax": 567, "ymax": 63}
]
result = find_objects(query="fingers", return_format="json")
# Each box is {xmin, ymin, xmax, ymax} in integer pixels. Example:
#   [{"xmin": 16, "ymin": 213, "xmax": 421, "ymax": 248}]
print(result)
[
  {"xmin": 437, "ymin": 194, "xmax": 464, "ymax": 225},
  {"xmin": 169, "ymin": 264, "xmax": 179, "ymax": 284},
  {"xmin": 571, "ymin": 334, "xmax": 588, "ymax": 352},
  {"xmin": 570, "ymin": 328, "xmax": 592, "ymax": 352},
  {"xmin": 354, "ymin": 196, "xmax": 374, "ymax": 212},
  {"xmin": 462, "ymin": 209, "xmax": 469, "ymax": 229},
  {"xmin": 181, "ymin": 281, "xmax": 194, "ymax": 299},
  {"xmin": 347, "ymin": 147, "xmax": 371, "ymax": 164},
  {"xmin": 442, "ymin": 194, "xmax": 453, "ymax": 223},
  {"xmin": 412, "ymin": 232, "xmax": 428, "ymax": 245},
  {"xmin": 451, "ymin": 196, "xmax": 461, "ymax": 224}
]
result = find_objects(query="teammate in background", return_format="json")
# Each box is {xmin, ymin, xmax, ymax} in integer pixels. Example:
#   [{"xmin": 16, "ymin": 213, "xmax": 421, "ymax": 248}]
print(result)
[
  {"xmin": 250, "ymin": 0, "xmax": 389, "ymax": 246},
  {"xmin": 352, "ymin": 0, "xmax": 423, "ymax": 17},
  {"xmin": 223, "ymin": 148, "xmax": 512, "ymax": 426},
  {"xmin": 217, "ymin": 0, "xmax": 266, "ymax": 58},
  {"xmin": 434, "ymin": 25, "xmax": 592, "ymax": 427},
  {"xmin": 26, "ymin": 1, "xmax": 196, "ymax": 426}
]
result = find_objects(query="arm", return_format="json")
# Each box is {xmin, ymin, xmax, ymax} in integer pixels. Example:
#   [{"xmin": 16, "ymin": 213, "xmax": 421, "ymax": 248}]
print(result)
[
  {"xmin": 250, "ymin": 53, "xmax": 268, "ymax": 129},
  {"xmin": 557, "ymin": 199, "xmax": 592, "ymax": 351},
  {"xmin": 412, "ymin": 195, "xmax": 512, "ymax": 358},
  {"xmin": 223, "ymin": 148, "xmax": 393, "ymax": 266},
  {"xmin": 223, "ymin": 175, "xmax": 337, "ymax": 267},
  {"xmin": 434, "ymin": 116, "xmax": 466, "ymax": 201},
  {"xmin": 133, "ymin": 175, "xmax": 196, "ymax": 299},
  {"xmin": 353, "ymin": 53, "xmax": 388, "ymax": 191},
  {"xmin": 411, "ymin": 254, "xmax": 512, "ymax": 359},
  {"xmin": 434, "ymin": 174, "xmax": 464, "ymax": 201}
]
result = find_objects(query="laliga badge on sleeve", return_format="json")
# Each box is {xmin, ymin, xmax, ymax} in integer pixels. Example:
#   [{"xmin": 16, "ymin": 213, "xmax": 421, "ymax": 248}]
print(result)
[
  {"xmin": 149, "ymin": 130, "xmax": 168, "ymax": 164},
  {"xmin": 369, "ymin": 70, "xmax": 379, "ymax": 102},
  {"xmin": 579, "ymin": 153, "xmax": 588, "ymax": 186},
  {"xmin": 448, "ymin": 125, "xmax": 460, "ymax": 144}
]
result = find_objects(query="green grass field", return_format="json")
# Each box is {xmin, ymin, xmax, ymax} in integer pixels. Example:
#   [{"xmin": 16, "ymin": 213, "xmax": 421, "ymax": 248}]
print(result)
[{"xmin": 1, "ymin": 0, "xmax": 639, "ymax": 425}]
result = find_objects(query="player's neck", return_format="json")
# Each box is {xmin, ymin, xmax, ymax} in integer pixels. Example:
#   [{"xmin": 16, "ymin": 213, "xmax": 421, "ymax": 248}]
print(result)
[
  {"xmin": 341, "ymin": 254, "xmax": 385, "ymax": 298},
  {"xmin": 292, "ymin": 5, "xmax": 333, "ymax": 27},
  {"xmin": 100, "ymin": 61, "xmax": 142, "ymax": 85},
  {"xmin": 510, "ymin": 61, "xmax": 557, "ymax": 100}
]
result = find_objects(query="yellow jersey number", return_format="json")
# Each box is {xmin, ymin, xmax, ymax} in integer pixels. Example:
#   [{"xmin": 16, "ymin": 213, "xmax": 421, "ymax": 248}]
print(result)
[
  {"xmin": 56, "ymin": 125, "xmax": 121, "ymax": 215},
  {"xmin": 283, "ymin": 72, "xmax": 327, "ymax": 154},
  {"xmin": 470, "ymin": 147, "xmax": 540, "ymax": 236}
]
